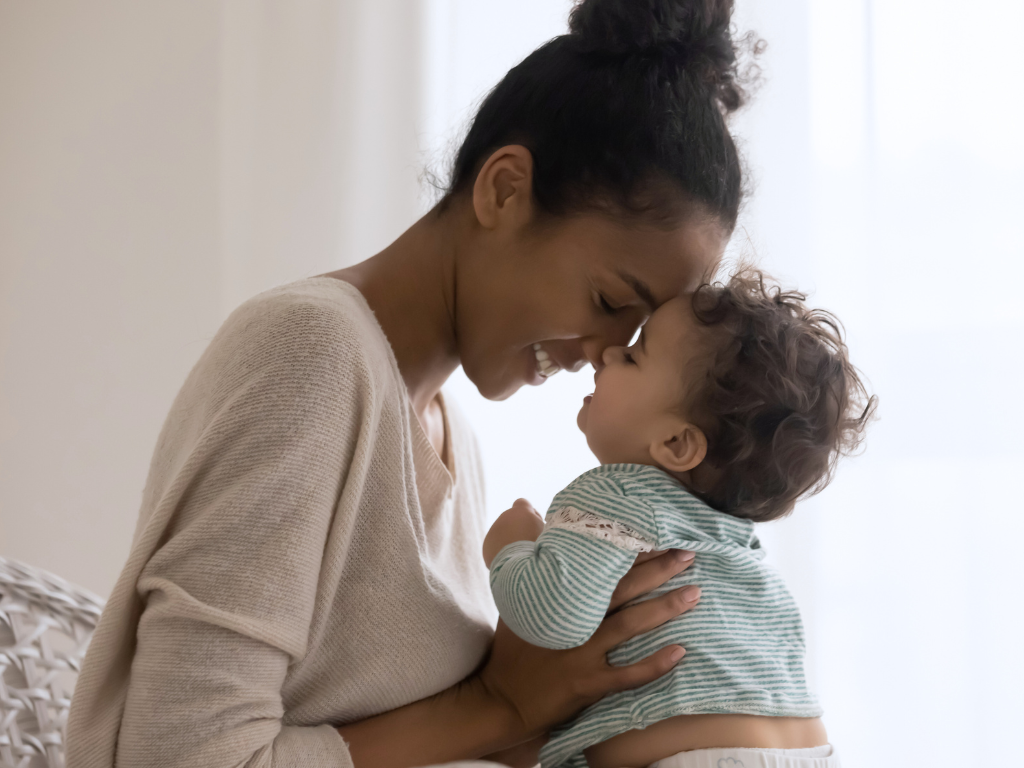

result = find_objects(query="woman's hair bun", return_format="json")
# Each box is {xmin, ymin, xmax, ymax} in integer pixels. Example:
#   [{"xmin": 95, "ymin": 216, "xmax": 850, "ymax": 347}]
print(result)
[{"xmin": 568, "ymin": 0, "xmax": 758, "ymax": 112}]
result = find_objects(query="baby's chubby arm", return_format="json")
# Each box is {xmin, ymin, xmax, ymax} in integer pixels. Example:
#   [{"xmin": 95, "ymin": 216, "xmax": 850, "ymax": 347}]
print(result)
[
  {"xmin": 483, "ymin": 499, "xmax": 546, "ymax": 567},
  {"xmin": 485, "ymin": 504, "xmax": 640, "ymax": 651}
]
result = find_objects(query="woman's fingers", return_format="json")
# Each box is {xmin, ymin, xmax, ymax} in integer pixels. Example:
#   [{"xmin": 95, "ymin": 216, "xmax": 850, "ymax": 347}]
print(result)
[
  {"xmin": 476, "ymin": 549, "xmax": 701, "ymax": 739},
  {"xmin": 476, "ymin": 582, "xmax": 701, "ymax": 738},
  {"xmin": 600, "ymin": 643, "xmax": 687, "ymax": 695},
  {"xmin": 631, "ymin": 549, "xmax": 671, "ymax": 566},
  {"xmin": 607, "ymin": 549, "xmax": 695, "ymax": 611},
  {"xmin": 596, "ymin": 584, "xmax": 701, "ymax": 648}
]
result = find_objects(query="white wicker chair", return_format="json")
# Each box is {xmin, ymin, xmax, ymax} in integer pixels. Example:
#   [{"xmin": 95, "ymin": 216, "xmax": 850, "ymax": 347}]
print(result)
[{"xmin": 0, "ymin": 557, "xmax": 105, "ymax": 768}]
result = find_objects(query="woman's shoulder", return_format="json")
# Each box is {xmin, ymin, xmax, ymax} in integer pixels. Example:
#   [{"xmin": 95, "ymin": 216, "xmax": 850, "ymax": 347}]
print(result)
[
  {"xmin": 211, "ymin": 276, "xmax": 399, "ymax": 384},
  {"xmin": 228, "ymin": 276, "xmax": 384, "ymax": 349}
]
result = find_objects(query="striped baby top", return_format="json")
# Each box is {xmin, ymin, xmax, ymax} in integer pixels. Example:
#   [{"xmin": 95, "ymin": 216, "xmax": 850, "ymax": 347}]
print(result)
[{"xmin": 489, "ymin": 463, "xmax": 822, "ymax": 768}]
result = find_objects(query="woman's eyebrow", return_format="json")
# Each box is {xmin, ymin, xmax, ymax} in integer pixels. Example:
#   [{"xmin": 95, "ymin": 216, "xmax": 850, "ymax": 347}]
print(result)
[{"xmin": 617, "ymin": 271, "xmax": 657, "ymax": 312}]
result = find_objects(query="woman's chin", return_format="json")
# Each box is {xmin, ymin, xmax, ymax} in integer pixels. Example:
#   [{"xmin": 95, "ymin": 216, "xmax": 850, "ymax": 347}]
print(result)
[
  {"xmin": 465, "ymin": 349, "xmax": 552, "ymax": 401},
  {"xmin": 478, "ymin": 378, "xmax": 522, "ymax": 402},
  {"xmin": 460, "ymin": 361, "xmax": 514, "ymax": 402},
  {"xmin": 471, "ymin": 364, "xmax": 533, "ymax": 402}
]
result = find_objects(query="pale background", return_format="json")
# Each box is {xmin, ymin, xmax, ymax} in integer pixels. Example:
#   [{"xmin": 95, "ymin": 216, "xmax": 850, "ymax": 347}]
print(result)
[{"xmin": 1, "ymin": 1, "xmax": 1021, "ymax": 766}]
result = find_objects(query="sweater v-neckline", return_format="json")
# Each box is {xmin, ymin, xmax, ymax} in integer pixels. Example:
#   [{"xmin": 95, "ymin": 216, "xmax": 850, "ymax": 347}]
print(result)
[
  {"xmin": 313, "ymin": 276, "xmax": 456, "ymax": 507},
  {"xmin": 408, "ymin": 392, "xmax": 456, "ymax": 512}
]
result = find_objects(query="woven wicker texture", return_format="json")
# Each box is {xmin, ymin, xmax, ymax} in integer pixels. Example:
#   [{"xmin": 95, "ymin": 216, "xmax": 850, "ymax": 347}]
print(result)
[{"xmin": 0, "ymin": 557, "xmax": 105, "ymax": 768}]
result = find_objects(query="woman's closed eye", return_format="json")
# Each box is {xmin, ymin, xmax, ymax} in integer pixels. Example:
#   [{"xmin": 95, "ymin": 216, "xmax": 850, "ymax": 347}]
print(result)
[{"xmin": 598, "ymin": 294, "xmax": 618, "ymax": 315}]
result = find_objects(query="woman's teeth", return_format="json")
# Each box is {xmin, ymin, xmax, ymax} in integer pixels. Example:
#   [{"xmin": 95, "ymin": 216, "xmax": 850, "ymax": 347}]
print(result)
[{"xmin": 533, "ymin": 343, "xmax": 560, "ymax": 378}]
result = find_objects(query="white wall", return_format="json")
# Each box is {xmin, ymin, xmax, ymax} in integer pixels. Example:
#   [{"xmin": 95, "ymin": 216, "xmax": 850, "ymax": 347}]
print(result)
[
  {"xmin": 0, "ymin": 2, "xmax": 223, "ymax": 597},
  {"xmin": 220, "ymin": 0, "xmax": 424, "ymax": 312},
  {"xmin": 0, "ymin": 0, "xmax": 424, "ymax": 597}
]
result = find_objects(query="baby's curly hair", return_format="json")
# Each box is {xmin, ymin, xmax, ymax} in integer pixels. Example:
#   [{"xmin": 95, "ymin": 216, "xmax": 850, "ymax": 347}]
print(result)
[{"xmin": 688, "ymin": 269, "xmax": 877, "ymax": 522}]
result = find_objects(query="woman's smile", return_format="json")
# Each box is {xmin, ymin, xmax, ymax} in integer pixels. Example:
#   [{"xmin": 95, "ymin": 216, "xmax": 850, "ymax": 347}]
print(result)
[
  {"xmin": 533, "ymin": 342, "xmax": 561, "ymax": 378},
  {"xmin": 523, "ymin": 344, "xmax": 553, "ymax": 386}
]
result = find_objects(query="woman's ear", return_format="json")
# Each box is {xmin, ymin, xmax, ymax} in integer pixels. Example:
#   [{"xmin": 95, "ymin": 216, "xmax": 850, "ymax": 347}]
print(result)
[
  {"xmin": 649, "ymin": 423, "xmax": 707, "ymax": 473},
  {"xmin": 472, "ymin": 145, "xmax": 534, "ymax": 229}
]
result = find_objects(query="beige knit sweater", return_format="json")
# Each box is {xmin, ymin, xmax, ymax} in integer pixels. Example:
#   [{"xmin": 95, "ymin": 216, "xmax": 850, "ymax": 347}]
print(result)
[{"xmin": 66, "ymin": 277, "xmax": 497, "ymax": 768}]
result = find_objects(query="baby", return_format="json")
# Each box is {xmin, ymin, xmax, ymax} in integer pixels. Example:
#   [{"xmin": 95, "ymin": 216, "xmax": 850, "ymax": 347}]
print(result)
[{"xmin": 482, "ymin": 270, "xmax": 875, "ymax": 768}]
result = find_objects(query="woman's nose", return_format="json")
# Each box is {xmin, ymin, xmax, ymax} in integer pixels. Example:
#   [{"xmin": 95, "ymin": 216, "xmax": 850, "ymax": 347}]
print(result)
[
  {"xmin": 582, "ymin": 321, "xmax": 636, "ymax": 370},
  {"xmin": 600, "ymin": 345, "xmax": 619, "ymax": 368}
]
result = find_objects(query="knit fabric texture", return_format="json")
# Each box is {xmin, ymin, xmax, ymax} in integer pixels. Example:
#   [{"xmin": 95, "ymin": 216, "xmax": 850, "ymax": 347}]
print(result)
[
  {"xmin": 65, "ymin": 277, "xmax": 496, "ymax": 768},
  {"xmin": 489, "ymin": 464, "xmax": 822, "ymax": 768}
]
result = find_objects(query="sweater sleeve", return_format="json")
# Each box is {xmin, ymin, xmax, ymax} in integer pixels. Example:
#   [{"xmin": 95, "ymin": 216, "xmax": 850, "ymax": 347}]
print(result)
[
  {"xmin": 109, "ymin": 294, "xmax": 371, "ymax": 768},
  {"xmin": 488, "ymin": 527, "xmax": 640, "ymax": 650}
]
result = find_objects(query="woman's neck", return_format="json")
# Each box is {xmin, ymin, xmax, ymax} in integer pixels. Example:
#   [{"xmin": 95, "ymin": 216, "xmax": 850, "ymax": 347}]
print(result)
[{"xmin": 325, "ymin": 204, "xmax": 467, "ymax": 418}]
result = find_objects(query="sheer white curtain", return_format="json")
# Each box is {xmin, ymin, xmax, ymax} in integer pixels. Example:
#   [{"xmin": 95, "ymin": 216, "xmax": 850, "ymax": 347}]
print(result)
[
  {"xmin": 802, "ymin": 1, "xmax": 1024, "ymax": 764},
  {"xmin": 425, "ymin": 2, "xmax": 1024, "ymax": 766}
]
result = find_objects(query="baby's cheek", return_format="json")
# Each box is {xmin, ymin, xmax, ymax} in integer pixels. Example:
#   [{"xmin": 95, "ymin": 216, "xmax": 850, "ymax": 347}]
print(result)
[
  {"xmin": 588, "ymin": 413, "xmax": 631, "ymax": 462},
  {"xmin": 576, "ymin": 401, "xmax": 589, "ymax": 433}
]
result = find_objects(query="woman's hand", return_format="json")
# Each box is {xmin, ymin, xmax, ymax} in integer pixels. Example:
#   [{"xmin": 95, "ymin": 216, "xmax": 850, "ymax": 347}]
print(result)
[
  {"xmin": 337, "ymin": 546, "xmax": 698, "ymax": 768},
  {"xmin": 477, "ymin": 547, "xmax": 700, "ymax": 740},
  {"xmin": 483, "ymin": 499, "xmax": 546, "ymax": 566}
]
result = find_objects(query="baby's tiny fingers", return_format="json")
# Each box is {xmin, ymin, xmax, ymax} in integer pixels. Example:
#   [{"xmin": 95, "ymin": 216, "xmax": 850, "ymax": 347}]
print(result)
[{"xmin": 510, "ymin": 499, "xmax": 544, "ymax": 524}]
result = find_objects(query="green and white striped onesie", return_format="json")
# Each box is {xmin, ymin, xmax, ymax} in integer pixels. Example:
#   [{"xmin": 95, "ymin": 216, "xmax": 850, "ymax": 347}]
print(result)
[{"xmin": 489, "ymin": 464, "xmax": 822, "ymax": 768}]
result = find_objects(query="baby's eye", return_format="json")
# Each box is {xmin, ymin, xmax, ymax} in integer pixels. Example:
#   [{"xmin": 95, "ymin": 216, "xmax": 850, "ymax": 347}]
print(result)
[{"xmin": 623, "ymin": 351, "xmax": 636, "ymax": 365}]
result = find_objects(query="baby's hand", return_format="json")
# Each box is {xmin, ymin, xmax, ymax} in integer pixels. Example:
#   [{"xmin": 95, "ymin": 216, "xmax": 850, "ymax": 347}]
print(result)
[{"xmin": 482, "ymin": 499, "xmax": 545, "ymax": 567}]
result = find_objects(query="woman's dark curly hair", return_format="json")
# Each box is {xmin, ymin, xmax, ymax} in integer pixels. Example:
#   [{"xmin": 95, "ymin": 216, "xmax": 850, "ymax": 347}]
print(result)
[
  {"xmin": 689, "ymin": 270, "xmax": 877, "ymax": 522},
  {"xmin": 442, "ymin": 0, "xmax": 763, "ymax": 229}
]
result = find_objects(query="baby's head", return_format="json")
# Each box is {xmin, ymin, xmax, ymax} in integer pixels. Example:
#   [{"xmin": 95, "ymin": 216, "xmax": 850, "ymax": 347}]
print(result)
[{"xmin": 577, "ymin": 269, "xmax": 876, "ymax": 522}]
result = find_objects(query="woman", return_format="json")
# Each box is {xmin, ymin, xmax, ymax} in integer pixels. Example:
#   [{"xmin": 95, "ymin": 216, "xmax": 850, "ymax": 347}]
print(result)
[{"xmin": 66, "ymin": 1, "xmax": 754, "ymax": 766}]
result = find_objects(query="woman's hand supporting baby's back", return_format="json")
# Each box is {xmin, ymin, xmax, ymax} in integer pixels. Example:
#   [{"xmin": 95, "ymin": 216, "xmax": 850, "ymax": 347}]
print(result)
[{"xmin": 477, "ymin": 548, "xmax": 700, "ymax": 741}]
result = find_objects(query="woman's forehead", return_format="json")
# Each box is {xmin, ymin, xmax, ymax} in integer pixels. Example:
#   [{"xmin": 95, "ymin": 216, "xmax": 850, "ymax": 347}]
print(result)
[
  {"xmin": 595, "ymin": 249, "xmax": 714, "ymax": 308},
  {"xmin": 583, "ymin": 215, "xmax": 725, "ymax": 300}
]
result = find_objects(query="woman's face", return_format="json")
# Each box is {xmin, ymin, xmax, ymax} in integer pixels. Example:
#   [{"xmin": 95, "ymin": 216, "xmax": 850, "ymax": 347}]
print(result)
[{"xmin": 455, "ymin": 210, "xmax": 726, "ymax": 401}]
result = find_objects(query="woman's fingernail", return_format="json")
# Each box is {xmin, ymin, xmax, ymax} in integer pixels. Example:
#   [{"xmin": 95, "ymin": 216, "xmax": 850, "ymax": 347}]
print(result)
[
  {"xmin": 670, "ymin": 647, "xmax": 686, "ymax": 662},
  {"xmin": 682, "ymin": 586, "xmax": 702, "ymax": 602},
  {"xmin": 677, "ymin": 550, "xmax": 696, "ymax": 562}
]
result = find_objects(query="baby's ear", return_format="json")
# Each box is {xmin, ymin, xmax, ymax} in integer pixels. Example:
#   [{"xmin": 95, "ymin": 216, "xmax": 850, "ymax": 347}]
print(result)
[{"xmin": 649, "ymin": 423, "xmax": 707, "ymax": 473}]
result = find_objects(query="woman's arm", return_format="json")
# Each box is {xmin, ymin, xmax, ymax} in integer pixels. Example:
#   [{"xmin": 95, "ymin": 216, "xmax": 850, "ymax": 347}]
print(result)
[
  {"xmin": 101, "ymin": 297, "xmax": 371, "ymax": 768},
  {"xmin": 338, "ymin": 549, "xmax": 700, "ymax": 768}
]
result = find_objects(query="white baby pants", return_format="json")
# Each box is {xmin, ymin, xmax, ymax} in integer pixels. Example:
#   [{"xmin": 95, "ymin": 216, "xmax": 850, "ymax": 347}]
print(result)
[
  {"xmin": 650, "ymin": 744, "xmax": 840, "ymax": 768},
  {"xmin": 417, "ymin": 745, "xmax": 840, "ymax": 768}
]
